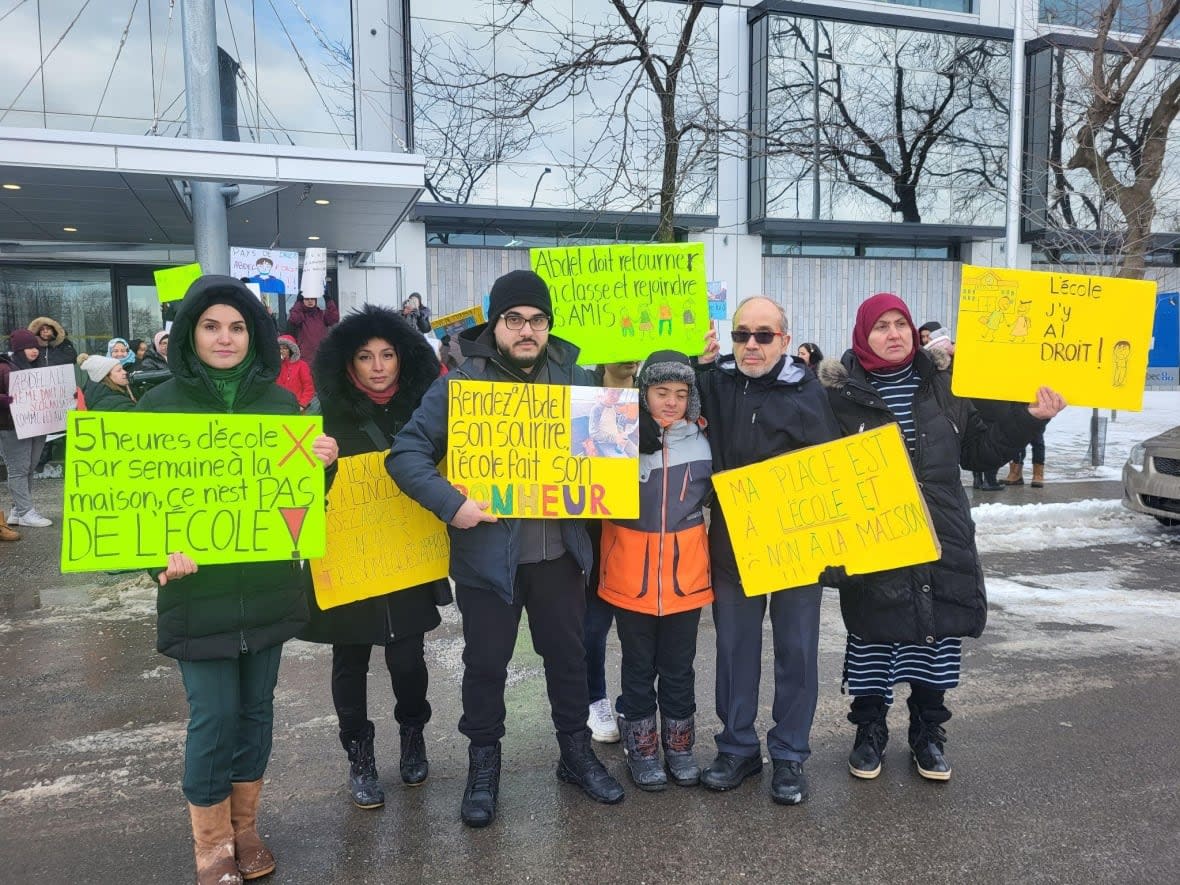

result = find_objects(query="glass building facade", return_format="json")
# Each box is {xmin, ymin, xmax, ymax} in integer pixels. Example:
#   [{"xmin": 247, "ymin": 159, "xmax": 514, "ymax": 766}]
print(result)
[
  {"xmin": 409, "ymin": 0, "xmax": 719, "ymax": 216},
  {"xmin": 1025, "ymin": 38, "xmax": 1180, "ymax": 241},
  {"xmin": 750, "ymin": 9, "xmax": 1010, "ymax": 229},
  {"xmin": 0, "ymin": 0, "xmax": 356, "ymax": 148}
]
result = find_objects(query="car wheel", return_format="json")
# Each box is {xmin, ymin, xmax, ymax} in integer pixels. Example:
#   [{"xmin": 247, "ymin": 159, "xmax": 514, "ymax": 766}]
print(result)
[{"xmin": 1154, "ymin": 516, "xmax": 1180, "ymax": 527}]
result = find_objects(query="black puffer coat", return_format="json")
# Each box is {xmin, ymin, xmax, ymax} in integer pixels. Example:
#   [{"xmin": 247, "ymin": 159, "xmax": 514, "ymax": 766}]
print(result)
[
  {"xmin": 817, "ymin": 347, "xmax": 1046, "ymax": 644},
  {"xmin": 301, "ymin": 305, "xmax": 445, "ymax": 645},
  {"xmin": 136, "ymin": 275, "xmax": 309, "ymax": 661}
]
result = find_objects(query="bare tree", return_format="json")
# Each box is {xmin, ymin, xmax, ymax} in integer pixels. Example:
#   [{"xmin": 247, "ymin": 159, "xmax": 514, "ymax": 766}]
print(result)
[
  {"xmin": 1049, "ymin": 0, "xmax": 1180, "ymax": 278},
  {"xmin": 409, "ymin": 0, "xmax": 721, "ymax": 242}
]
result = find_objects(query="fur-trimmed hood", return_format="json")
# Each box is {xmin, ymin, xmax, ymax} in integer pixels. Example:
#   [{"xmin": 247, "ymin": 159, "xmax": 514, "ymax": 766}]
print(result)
[
  {"xmin": 817, "ymin": 345, "xmax": 951, "ymax": 390},
  {"xmin": 277, "ymin": 334, "xmax": 302, "ymax": 362},
  {"xmin": 313, "ymin": 304, "xmax": 440, "ymax": 424},
  {"xmin": 27, "ymin": 316, "xmax": 67, "ymax": 346}
]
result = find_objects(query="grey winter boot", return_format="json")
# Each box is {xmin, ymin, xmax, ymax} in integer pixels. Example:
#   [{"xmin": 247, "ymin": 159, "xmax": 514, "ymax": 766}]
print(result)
[
  {"xmin": 661, "ymin": 715, "xmax": 700, "ymax": 786},
  {"xmin": 619, "ymin": 714, "xmax": 667, "ymax": 792},
  {"xmin": 344, "ymin": 722, "xmax": 385, "ymax": 809}
]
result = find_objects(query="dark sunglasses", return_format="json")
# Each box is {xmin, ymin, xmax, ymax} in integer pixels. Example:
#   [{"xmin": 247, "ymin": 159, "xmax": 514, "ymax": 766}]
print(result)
[{"xmin": 730, "ymin": 330, "xmax": 784, "ymax": 345}]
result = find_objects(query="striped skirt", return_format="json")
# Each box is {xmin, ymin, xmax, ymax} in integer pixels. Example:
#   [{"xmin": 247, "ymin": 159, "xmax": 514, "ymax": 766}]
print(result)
[{"xmin": 843, "ymin": 633, "xmax": 962, "ymax": 705}]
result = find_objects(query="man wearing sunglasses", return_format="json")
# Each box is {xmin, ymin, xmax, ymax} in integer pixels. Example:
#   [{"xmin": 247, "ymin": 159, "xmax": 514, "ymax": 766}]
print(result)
[
  {"xmin": 388, "ymin": 269, "xmax": 624, "ymax": 829},
  {"xmin": 695, "ymin": 296, "xmax": 842, "ymax": 806}
]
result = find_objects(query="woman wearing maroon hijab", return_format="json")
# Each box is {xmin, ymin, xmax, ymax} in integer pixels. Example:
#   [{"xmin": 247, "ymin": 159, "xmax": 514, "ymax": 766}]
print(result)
[{"xmin": 816, "ymin": 293, "xmax": 1065, "ymax": 783}]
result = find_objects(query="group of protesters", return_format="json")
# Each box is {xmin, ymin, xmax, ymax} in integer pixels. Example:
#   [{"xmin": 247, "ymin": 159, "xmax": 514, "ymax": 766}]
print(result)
[{"xmin": 2, "ymin": 270, "xmax": 1066, "ymax": 885}]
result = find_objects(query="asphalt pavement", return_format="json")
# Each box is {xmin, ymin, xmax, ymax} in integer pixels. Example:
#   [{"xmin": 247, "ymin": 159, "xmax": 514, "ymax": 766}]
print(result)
[{"xmin": 2, "ymin": 475, "xmax": 1178, "ymax": 884}]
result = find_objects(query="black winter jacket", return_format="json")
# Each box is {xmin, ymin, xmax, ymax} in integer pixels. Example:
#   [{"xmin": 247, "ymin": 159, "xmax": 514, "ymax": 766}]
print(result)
[
  {"xmin": 301, "ymin": 305, "xmax": 445, "ymax": 645},
  {"xmin": 817, "ymin": 347, "xmax": 1046, "ymax": 643},
  {"xmin": 82, "ymin": 379, "xmax": 136, "ymax": 412},
  {"xmin": 135, "ymin": 275, "xmax": 309, "ymax": 661},
  {"xmin": 387, "ymin": 323, "xmax": 594, "ymax": 604},
  {"xmin": 697, "ymin": 354, "xmax": 843, "ymax": 582}
]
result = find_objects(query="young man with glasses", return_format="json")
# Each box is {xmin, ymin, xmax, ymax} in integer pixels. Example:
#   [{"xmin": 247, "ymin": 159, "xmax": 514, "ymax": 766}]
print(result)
[
  {"xmin": 694, "ymin": 296, "xmax": 842, "ymax": 805},
  {"xmin": 388, "ymin": 269, "xmax": 624, "ymax": 828}
]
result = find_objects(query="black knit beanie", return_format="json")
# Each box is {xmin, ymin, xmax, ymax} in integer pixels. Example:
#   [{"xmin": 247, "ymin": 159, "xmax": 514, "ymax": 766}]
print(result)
[
  {"xmin": 639, "ymin": 349, "xmax": 700, "ymax": 423},
  {"xmin": 488, "ymin": 270, "xmax": 552, "ymax": 324}
]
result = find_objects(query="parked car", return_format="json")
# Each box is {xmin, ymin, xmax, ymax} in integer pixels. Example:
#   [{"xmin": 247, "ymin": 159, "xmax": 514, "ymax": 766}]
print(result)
[{"xmin": 1122, "ymin": 426, "xmax": 1180, "ymax": 526}]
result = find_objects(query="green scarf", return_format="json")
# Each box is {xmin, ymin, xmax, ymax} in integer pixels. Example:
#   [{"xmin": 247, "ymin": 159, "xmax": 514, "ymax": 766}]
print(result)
[{"xmin": 203, "ymin": 346, "xmax": 256, "ymax": 410}]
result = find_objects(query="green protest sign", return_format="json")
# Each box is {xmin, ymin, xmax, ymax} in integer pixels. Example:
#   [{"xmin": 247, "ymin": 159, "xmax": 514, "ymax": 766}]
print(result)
[
  {"xmin": 530, "ymin": 243, "xmax": 708, "ymax": 364},
  {"xmin": 61, "ymin": 412, "xmax": 325, "ymax": 573},
  {"xmin": 154, "ymin": 263, "xmax": 203, "ymax": 303}
]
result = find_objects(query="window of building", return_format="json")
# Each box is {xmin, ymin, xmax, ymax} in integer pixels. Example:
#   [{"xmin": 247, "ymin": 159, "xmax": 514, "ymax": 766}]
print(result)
[
  {"xmin": 410, "ymin": 1, "xmax": 719, "ymax": 215},
  {"xmin": 751, "ymin": 12, "xmax": 1009, "ymax": 228},
  {"xmin": 0, "ymin": 0, "xmax": 356, "ymax": 148},
  {"xmin": 1039, "ymin": 1, "xmax": 1180, "ymax": 39},
  {"xmin": 871, "ymin": 1, "xmax": 975, "ymax": 12},
  {"xmin": 763, "ymin": 240, "xmax": 956, "ymax": 259},
  {"xmin": 0, "ymin": 266, "xmax": 113, "ymax": 358}
]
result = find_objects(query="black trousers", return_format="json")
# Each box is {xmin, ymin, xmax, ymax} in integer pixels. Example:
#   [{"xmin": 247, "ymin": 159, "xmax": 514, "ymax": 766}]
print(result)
[
  {"xmin": 332, "ymin": 633, "xmax": 430, "ymax": 745},
  {"xmin": 614, "ymin": 606, "xmax": 700, "ymax": 721},
  {"xmin": 849, "ymin": 683, "xmax": 949, "ymax": 725},
  {"xmin": 455, "ymin": 554, "xmax": 588, "ymax": 746}
]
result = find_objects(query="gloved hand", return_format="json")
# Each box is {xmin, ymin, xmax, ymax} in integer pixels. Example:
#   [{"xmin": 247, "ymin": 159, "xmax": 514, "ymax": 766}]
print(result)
[
  {"xmin": 638, "ymin": 411, "xmax": 663, "ymax": 454},
  {"xmin": 818, "ymin": 565, "xmax": 849, "ymax": 588}
]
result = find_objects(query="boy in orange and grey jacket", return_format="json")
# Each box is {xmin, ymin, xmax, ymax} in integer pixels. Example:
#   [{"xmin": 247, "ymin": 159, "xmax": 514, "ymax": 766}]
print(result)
[{"xmin": 598, "ymin": 350, "xmax": 713, "ymax": 791}]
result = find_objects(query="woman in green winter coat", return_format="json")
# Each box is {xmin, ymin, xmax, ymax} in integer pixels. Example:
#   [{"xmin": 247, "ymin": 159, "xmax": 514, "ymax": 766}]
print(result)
[
  {"xmin": 136, "ymin": 275, "xmax": 338, "ymax": 885},
  {"xmin": 79, "ymin": 355, "xmax": 136, "ymax": 411}
]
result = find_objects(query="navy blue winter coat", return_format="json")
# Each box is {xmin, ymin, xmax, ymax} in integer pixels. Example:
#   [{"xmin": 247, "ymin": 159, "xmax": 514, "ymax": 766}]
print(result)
[{"xmin": 386, "ymin": 324, "xmax": 594, "ymax": 604}]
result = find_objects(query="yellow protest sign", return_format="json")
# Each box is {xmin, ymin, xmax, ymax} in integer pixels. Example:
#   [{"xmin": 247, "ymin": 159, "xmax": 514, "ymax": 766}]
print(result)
[
  {"xmin": 951, "ymin": 264, "xmax": 1155, "ymax": 410},
  {"xmin": 154, "ymin": 263, "xmax": 203, "ymax": 303},
  {"xmin": 530, "ymin": 243, "xmax": 708, "ymax": 364},
  {"xmin": 447, "ymin": 380, "xmax": 639, "ymax": 519},
  {"xmin": 430, "ymin": 305, "xmax": 485, "ymax": 340},
  {"xmin": 61, "ymin": 412, "xmax": 325, "ymax": 572},
  {"xmin": 311, "ymin": 451, "xmax": 450, "ymax": 610},
  {"xmin": 713, "ymin": 424, "xmax": 940, "ymax": 597}
]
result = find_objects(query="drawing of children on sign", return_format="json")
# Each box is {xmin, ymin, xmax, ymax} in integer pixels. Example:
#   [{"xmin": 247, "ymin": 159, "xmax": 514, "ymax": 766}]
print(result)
[
  {"xmin": 1113, "ymin": 340, "xmax": 1132, "ymax": 387},
  {"xmin": 980, "ymin": 296, "xmax": 1012, "ymax": 342},
  {"xmin": 569, "ymin": 387, "xmax": 640, "ymax": 459},
  {"xmin": 658, "ymin": 303, "xmax": 673, "ymax": 335},
  {"xmin": 638, "ymin": 309, "xmax": 654, "ymax": 337},
  {"xmin": 620, "ymin": 310, "xmax": 635, "ymax": 337},
  {"xmin": 1009, "ymin": 300, "xmax": 1032, "ymax": 342}
]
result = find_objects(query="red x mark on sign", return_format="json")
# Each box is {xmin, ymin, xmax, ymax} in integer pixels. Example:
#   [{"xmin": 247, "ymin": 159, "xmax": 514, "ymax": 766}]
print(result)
[{"xmin": 279, "ymin": 424, "xmax": 316, "ymax": 467}]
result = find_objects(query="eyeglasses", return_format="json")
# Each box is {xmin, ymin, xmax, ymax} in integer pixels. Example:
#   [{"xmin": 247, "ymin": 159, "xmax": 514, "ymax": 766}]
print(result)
[
  {"xmin": 502, "ymin": 312, "xmax": 551, "ymax": 331},
  {"xmin": 730, "ymin": 330, "xmax": 784, "ymax": 345}
]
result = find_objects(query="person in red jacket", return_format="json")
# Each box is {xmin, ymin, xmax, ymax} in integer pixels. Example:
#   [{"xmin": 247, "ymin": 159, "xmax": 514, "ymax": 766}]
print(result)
[
  {"xmin": 276, "ymin": 334, "xmax": 315, "ymax": 409},
  {"xmin": 286, "ymin": 293, "xmax": 339, "ymax": 368}
]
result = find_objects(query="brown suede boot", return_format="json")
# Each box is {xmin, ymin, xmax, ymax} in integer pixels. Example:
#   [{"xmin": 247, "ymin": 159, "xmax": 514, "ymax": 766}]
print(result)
[
  {"xmin": 230, "ymin": 779, "xmax": 276, "ymax": 880},
  {"xmin": 0, "ymin": 510, "xmax": 19, "ymax": 542},
  {"xmin": 1003, "ymin": 461, "xmax": 1024, "ymax": 485},
  {"xmin": 1031, "ymin": 464, "xmax": 1045, "ymax": 488},
  {"xmin": 189, "ymin": 798, "xmax": 243, "ymax": 885}
]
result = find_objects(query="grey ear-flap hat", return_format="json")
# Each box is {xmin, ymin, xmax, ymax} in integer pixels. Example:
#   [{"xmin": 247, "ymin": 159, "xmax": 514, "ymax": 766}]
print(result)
[{"xmin": 638, "ymin": 349, "xmax": 701, "ymax": 423}]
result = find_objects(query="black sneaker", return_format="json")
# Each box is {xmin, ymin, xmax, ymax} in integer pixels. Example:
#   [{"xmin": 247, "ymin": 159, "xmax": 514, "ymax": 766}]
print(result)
[
  {"xmin": 345, "ymin": 725, "xmax": 384, "ymax": 809},
  {"xmin": 770, "ymin": 759, "xmax": 809, "ymax": 805},
  {"xmin": 910, "ymin": 722, "xmax": 952, "ymax": 781},
  {"xmin": 848, "ymin": 719, "xmax": 888, "ymax": 780}
]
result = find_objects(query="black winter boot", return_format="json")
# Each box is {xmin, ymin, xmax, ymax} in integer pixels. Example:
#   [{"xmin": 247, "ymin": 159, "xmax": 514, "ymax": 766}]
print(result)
[
  {"xmin": 343, "ymin": 722, "xmax": 384, "ymax": 809},
  {"xmin": 460, "ymin": 743, "xmax": 501, "ymax": 828},
  {"xmin": 399, "ymin": 724, "xmax": 428, "ymax": 786},
  {"xmin": 907, "ymin": 691, "xmax": 952, "ymax": 781},
  {"xmin": 661, "ymin": 715, "xmax": 700, "ymax": 786},
  {"xmin": 556, "ymin": 730, "xmax": 625, "ymax": 804},
  {"xmin": 619, "ymin": 714, "xmax": 666, "ymax": 791},
  {"xmin": 847, "ymin": 695, "xmax": 889, "ymax": 779}
]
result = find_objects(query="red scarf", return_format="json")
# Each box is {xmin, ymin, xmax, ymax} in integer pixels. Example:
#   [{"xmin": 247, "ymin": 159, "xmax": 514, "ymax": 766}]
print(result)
[
  {"xmin": 346, "ymin": 365, "xmax": 399, "ymax": 405},
  {"xmin": 852, "ymin": 292, "xmax": 920, "ymax": 373}
]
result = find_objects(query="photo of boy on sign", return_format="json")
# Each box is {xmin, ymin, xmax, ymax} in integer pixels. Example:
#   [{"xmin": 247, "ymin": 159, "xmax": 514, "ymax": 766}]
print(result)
[{"xmin": 572, "ymin": 387, "xmax": 639, "ymax": 459}]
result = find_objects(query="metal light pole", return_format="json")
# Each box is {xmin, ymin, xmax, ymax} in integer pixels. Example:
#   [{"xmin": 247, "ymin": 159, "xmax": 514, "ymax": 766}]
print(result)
[
  {"xmin": 181, "ymin": 0, "xmax": 230, "ymax": 274},
  {"xmin": 1004, "ymin": 0, "xmax": 1025, "ymax": 271},
  {"xmin": 530, "ymin": 167, "xmax": 552, "ymax": 207}
]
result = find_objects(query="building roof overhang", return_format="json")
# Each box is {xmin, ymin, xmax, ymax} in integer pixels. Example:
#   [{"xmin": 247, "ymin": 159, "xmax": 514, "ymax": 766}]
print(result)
[{"xmin": 0, "ymin": 128, "xmax": 424, "ymax": 253}]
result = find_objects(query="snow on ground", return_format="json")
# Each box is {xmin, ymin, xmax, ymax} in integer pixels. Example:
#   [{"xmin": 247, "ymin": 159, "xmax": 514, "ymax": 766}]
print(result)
[
  {"xmin": 1038, "ymin": 389, "xmax": 1180, "ymax": 482},
  {"xmin": 972, "ymin": 498, "xmax": 1170, "ymax": 553}
]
